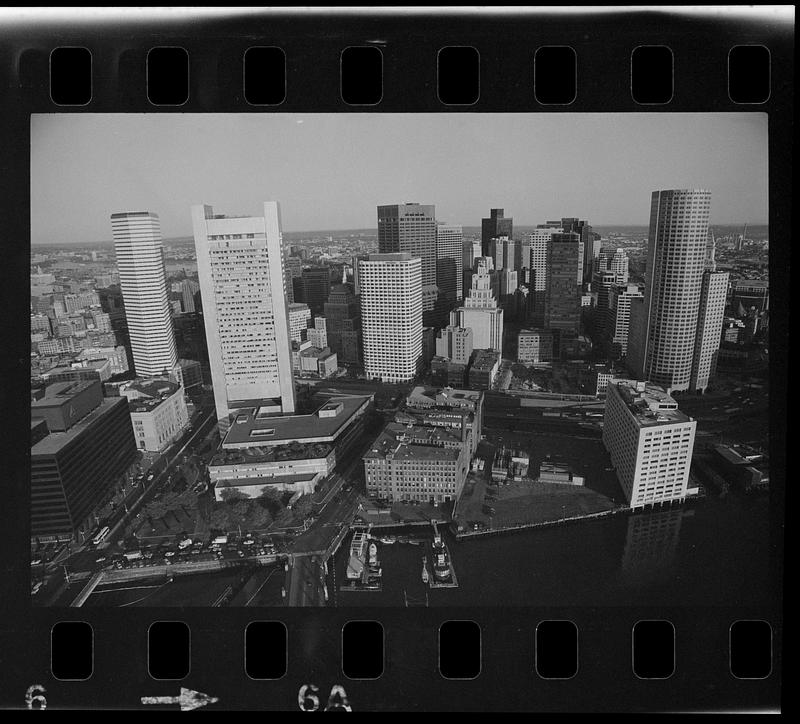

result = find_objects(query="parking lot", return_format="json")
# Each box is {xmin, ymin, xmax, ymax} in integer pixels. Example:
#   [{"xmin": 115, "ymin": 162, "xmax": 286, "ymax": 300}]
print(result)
[{"xmin": 455, "ymin": 430, "xmax": 625, "ymax": 532}]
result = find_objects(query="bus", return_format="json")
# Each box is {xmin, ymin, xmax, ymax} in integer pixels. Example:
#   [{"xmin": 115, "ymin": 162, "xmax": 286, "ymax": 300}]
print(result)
[{"xmin": 91, "ymin": 526, "xmax": 110, "ymax": 546}]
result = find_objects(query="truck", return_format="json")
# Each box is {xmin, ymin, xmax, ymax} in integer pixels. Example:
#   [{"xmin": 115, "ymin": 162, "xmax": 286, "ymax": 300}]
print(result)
[
  {"xmin": 178, "ymin": 538, "xmax": 193, "ymax": 550},
  {"xmin": 211, "ymin": 535, "xmax": 228, "ymax": 546},
  {"xmin": 123, "ymin": 550, "xmax": 143, "ymax": 561}
]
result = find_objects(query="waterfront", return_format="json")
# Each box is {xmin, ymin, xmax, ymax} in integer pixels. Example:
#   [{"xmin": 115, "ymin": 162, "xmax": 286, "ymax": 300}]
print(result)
[{"xmin": 334, "ymin": 491, "xmax": 772, "ymax": 608}]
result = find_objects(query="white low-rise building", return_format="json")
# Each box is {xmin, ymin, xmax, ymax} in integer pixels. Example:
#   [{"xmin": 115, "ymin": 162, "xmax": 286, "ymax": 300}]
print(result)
[
  {"xmin": 122, "ymin": 377, "xmax": 189, "ymax": 452},
  {"xmin": 603, "ymin": 379, "xmax": 697, "ymax": 509}
]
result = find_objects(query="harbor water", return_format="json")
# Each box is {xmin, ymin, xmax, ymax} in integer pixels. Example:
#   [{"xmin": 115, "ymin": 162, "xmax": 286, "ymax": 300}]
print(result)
[{"xmin": 334, "ymin": 492, "xmax": 773, "ymax": 607}]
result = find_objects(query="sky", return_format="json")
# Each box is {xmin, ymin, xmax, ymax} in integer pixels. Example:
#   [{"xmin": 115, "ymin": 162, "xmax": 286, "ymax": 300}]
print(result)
[{"xmin": 30, "ymin": 113, "xmax": 768, "ymax": 245}]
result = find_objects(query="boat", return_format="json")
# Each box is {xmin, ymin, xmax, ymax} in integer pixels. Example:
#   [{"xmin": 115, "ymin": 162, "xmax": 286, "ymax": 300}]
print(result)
[
  {"xmin": 378, "ymin": 536, "xmax": 396, "ymax": 544},
  {"xmin": 431, "ymin": 531, "xmax": 452, "ymax": 582},
  {"xmin": 397, "ymin": 536, "xmax": 410, "ymax": 544},
  {"xmin": 421, "ymin": 556, "xmax": 430, "ymax": 584},
  {"xmin": 346, "ymin": 532, "xmax": 368, "ymax": 580},
  {"xmin": 366, "ymin": 540, "xmax": 382, "ymax": 577}
]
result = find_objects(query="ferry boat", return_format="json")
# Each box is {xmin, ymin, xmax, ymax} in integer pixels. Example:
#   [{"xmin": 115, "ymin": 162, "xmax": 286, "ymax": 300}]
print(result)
[
  {"xmin": 431, "ymin": 532, "xmax": 452, "ymax": 582},
  {"xmin": 346, "ymin": 532, "xmax": 368, "ymax": 580},
  {"xmin": 421, "ymin": 556, "xmax": 430, "ymax": 584}
]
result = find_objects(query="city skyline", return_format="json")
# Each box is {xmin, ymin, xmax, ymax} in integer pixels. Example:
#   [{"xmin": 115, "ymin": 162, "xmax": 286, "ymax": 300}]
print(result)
[{"xmin": 30, "ymin": 113, "xmax": 768, "ymax": 245}]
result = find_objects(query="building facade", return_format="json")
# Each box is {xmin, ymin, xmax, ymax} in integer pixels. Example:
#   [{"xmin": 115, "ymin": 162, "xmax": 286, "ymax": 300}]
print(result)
[
  {"xmin": 544, "ymin": 232, "xmax": 582, "ymax": 336},
  {"xmin": 31, "ymin": 381, "xmax": 137, "ymax": 540},
  {"xmin": 122, "ymin": 377, "xmax": 190, "ymax": 452},
  {"xmin": 378, "ymin": 203, "xmax": 437, "ymax": 313},
  {"xmin": 481, "ymin": 208, "xmax": 513, "ymax": 257},
  {"xmin": 435, "ymin": 325, "xmax": 474, "ymax": 365},
  {"xmin": 359, "ymin": 253, "xmax": 423, "ymax": 383},
  {"xmin": 111, "ymin": 211, "xmax": 178, "ymax": 376},
  {"xmin": 436, "ymin": 221, "xmax": 464, "ymax": 302},
  {"xmin": 630, "ymin": 189, "xmax": 712, "ymax": 392},
  {"xmin": 450, "ymin": 267, "xmax": 504, "ymax": 353},
  {"xmin": 517, "ymin": 328, "xmax": 554, "ymax": 364},
  {"xmin": 690, "ymin": 270, "xmax": 729, "ymax": 392},
  {"xmin": 603, "ymin": 380, "xmax": 697, "ymax": 509},
  {"xmin": 192, "ymin": 202, "xmax": 296, "ymax": 424}
]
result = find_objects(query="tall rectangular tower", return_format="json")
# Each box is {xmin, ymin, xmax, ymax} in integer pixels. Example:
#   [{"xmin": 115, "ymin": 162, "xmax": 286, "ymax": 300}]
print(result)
[
  {"xmin": 690, "ymin": 270, "xmax": 729, "ymax": 392},
  {"xmin": 481, "ymin": 208, "xmax": 513, "ymax": 257},
  {"xmin": 544, "ymin": 232, "xmax": 581, "ymax": 335},
  {"xmin": 359, "ymin": 253, "xmax": 423, "ymax": 382},
  {"xmin": 377, "ymin": 203, "xmax": 437, "ymax": 312},
  {"xmin": 111, "ymin": 211, "xmax": 178, "ymax": 377},
  {"xmin": 192, "ymin": 202, "xmax": 295, "ymax": 424},
  {"xmin": 636, "ymin": 189, "xmax": 712, "ymax": 392},
  {"xmin": 436, "ymin": 221, "xmax": 464, "ymax": 301}
]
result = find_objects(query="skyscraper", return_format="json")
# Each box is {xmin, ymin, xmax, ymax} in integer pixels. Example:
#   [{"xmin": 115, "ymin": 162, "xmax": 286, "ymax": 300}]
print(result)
[
  {"xmin": 562, "ymin": 217, "xmax": 598, "ymax": 284},
  {"xmin": 436, "ymin": 221, "xmax": 463, "ymax": 302},
  {"xmin": 527, "ymin": 227, "xmax": 557, "ymax": 325},
  {"xmin": 544, "ymin": 232, "xmax": 581, "ymax": 337},
  {"xmin": 609, "ymin": 283, "xmax": 644, "ymax": 358},
  {"xmin": 377, "ymin": 204, "xmax": 437, "ymax": 313},
  {"xmin": 359, "ymin": 253, "xmax": 423, "ymax": 382},
  {"xmin": 301, "ymin": 267, "xmax": 332, "ymax": 316},
  {"xmin": 630, "ymin": 189, "xmax": 712, "ymax": 392},
  {"xmin": 450, "ymin": 266, "xmax": 504, "ymax": 353},
  {"xmin": 192, "ymin": 202, "xmax": 295, "ymax": 424},
  {"xmin": 690, "ymin": 270, "xmax": 729, "ymax": 392},
  {"xmin": 111, "ymin": 211, "xmax": 178, "ymax": 377},
  {"xmin": 324, "ymin": 283, "xmax": 362, "ymax": 365},
  {"xmin": 481, "ymin": 208, "xmax": 513, "ymax": 257}
]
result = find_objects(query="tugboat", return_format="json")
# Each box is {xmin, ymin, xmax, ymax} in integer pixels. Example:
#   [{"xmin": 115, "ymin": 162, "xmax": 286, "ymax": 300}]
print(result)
[
  {"xmin": 431, "ymin": 531, "xmax": 452, "ymax": 582},
  {"xmin": 421, "ymin": 556, "xmax": 430, "ymax": 584},
  {"xmin": 366, "ymin": 539, "xmax": 382, "ymax": 578}
]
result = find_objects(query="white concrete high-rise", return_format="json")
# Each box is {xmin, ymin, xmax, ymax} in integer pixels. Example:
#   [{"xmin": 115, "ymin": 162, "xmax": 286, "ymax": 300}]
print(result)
[
  {"xmin": 111, "ymin": 211, "xmax": 178, "ymax": 377},
  {"xmin": 527, "ymin": 228, "xmax": 558, "ymax": 323},
  {"xmin": 603, "ymin": 379, "xmax": 697, "ymax": 509},
  {"xmin": 359, "ymin": 253, "xmax": 423, "ymax": 382},
  {"xmin": 610, "ymin": 283, "xmax": 644, "ymax": 357},
  {"xmin": 631, "ymin": 189, "xmax": 712, "ymax": 392},
  {"xmin": 192, "ymin": 202, "xmax": 295, "ymax": 424},
  {"xmin": 690, "ymin": 270, "xmax": 729, "ymax": 392},
  {"xmin": 436, "ymin": 221, "xmax": 464, "ymax": 301}
]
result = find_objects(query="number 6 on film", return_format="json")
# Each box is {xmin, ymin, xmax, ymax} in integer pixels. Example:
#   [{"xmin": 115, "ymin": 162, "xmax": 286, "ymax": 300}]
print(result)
[{"xmin": 25, "ymin": 684, "xmax": 47, "ymax": 710}]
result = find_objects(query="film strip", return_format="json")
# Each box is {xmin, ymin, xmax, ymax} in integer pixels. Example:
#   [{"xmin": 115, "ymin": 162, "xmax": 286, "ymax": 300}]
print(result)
[{"xmin": 1, "ymin": 7, "xmax": 788, "ymax": 713}]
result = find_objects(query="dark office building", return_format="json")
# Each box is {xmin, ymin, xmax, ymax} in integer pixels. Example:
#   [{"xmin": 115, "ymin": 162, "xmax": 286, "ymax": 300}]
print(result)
[
  {"xmin": 324, "ymin": 283, "xmax": 362, "ymax": 365},
  {"xmin": 378, "ymin": 203, "xmax": 438, "ymax": 313},
  {"xmin": 561, "ymin": 217, "xmax": 600, "ymax": 285},
  {"xmin": 173, "ymin": 312, "xmax": 209, "ymax": 364},
  {"xmin": 31, "ymin": 380, "xmax": 137, "ymax": 540},
  {"xmin": 301, "ymin": 267, "xmax": 332, "ymax": 316},
  {"xmin": 481, "ymin": 208, "xmax": 513, "ymax": 258},
  {"xmin": 730, "ymin": 280, "xmax": 769, "ymax": 314},
  {"xmin": 545, "ymin": 233, "xmax": 582, "ymax": 351}
]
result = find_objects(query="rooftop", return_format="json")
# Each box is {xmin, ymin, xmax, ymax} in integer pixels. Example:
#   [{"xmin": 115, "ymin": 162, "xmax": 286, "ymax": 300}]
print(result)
[
  {"xmin": 215, "ymin": 472, "xmax": 318, "ymax": 489},
  {"xmin": 407, "ymin": 386, "xmax": 481, "ymax": 408},
  {"xmin": 31, "ymin": 380, "xmax": 98, "ymax": 408},
  {"xmin": 612, "ymin": 380, "xmax": 690, "ymax": 426},
  {"xmin": 220, "ymin": 394, "xmax": 372, "ymax": 449},
  {"xmin": 124, "ymin": 378, "xmax": 181, "ymax": 414},
  {"xmin": 31, "ymin": 397, "xmax": 128, "ymax": 456},
  {"xmin": 363, "ymin": 422, "xmax": 463, "ymax": 463}
]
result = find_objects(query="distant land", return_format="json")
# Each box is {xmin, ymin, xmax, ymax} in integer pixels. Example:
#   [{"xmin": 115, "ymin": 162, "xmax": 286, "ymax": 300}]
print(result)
[{"xmin": 30, "ymin": 223, "xmax": 768, "ymax": 249}]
